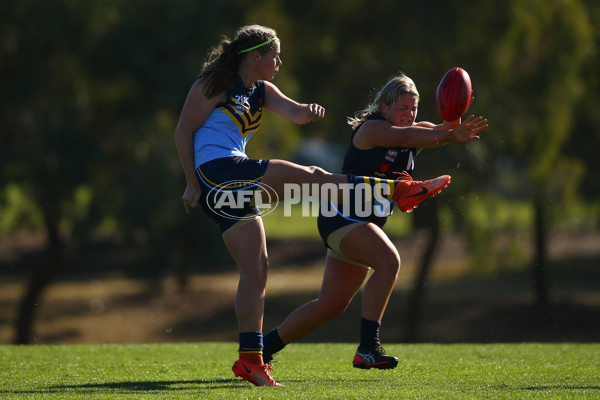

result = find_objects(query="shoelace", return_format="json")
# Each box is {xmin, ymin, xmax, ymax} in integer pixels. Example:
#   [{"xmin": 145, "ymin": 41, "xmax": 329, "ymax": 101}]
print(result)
[
  {"xmin": 372, "ymin": 342, "xmax": 387, "ymax": 356},
  {"xmin": 393, "ymin": 171, "xmax": 413, "ymax": 182}
]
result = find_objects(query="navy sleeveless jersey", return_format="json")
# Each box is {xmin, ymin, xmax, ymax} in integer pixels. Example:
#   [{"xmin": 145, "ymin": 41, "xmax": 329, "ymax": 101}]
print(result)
[
  {"xmin": 317, "ymin": 114, "xmax": 418, "ymax": 246},
  {"xmin": 341, "ymin": 114, "xmax": 416, "ymax": 178}
]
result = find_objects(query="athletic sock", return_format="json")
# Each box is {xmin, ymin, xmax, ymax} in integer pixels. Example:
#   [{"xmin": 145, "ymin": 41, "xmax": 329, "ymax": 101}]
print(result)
[
  {"xmin": 239, "ymin": 331, "xmax": 263, "ymax": 365},
  {"xmin": 348, "ymin": 173, "xmax": 399, "ymax": 204},
  {"xmin": 263, "ymin": 328, "xmax": 286, "ymax": 361},
  {"xmin": 359, "ymin": 317, "xmax": 382, "ymax": 349}
]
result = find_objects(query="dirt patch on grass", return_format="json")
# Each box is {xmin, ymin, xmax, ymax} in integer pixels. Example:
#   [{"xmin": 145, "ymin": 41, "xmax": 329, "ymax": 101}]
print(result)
[{"xmin": 1, "ymin": 232, "xmax": 599, "ymax": 344}]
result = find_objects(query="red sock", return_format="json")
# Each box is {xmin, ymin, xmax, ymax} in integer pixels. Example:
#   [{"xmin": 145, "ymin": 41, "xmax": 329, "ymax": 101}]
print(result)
[{"xmin": 240, "ymin": 352, "xmax": 263, "ymax": 365}]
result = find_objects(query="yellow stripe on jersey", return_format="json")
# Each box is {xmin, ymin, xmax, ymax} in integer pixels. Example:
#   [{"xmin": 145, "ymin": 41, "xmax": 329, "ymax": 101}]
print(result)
[
  {"xmin": 361, "ymin": 176, "xmax": 373, "ymax": 202},
  {"xmin": 220, "ymin": 105, "xmax": 262, "ymax": 138},
  {"xmin": 361, "ymin": 176, "xmax": 395, "ymax": 200},
  {"xmin": 378, "ymin": 178, "xmax": 395, "ymax": 200}
]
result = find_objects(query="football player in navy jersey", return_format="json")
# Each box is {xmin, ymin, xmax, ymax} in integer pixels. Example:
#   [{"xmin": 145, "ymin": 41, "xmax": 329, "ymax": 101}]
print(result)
[{"xmin": 262, "ymin": 73, "xmax": 488, "ymax": 370}]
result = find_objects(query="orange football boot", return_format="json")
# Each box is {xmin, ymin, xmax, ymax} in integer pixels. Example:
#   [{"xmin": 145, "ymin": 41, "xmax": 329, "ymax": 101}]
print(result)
[
  {"xmin": 232, "ymin": 359, "xmax": 283, "ymax": 387},
  {"xmin": 392, "ymin": 171, "xmax": 451, "ymax": 212}
]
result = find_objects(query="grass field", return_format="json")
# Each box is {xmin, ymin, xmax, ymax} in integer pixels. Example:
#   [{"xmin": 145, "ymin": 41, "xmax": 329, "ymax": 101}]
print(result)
[{"xmin": 1, "ymin": 343, "xmax": 598, "ymax": 399}]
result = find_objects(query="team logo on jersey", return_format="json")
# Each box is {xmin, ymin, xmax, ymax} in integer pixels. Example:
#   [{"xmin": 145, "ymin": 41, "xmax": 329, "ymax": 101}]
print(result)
[
  {"xmin": 385, "ymin": 149, "xmax": 398, "ymax": 162},
  {"xmin": 221, "ymin": 94, "xmax": 263, "ymax": 138},
  {"xmin": 378, "ymin": 164, "xmax": 390, "ymax": 173},
  {"xmin": 233, "ymin": 94, "xmax": 251, "ymax": 114}
]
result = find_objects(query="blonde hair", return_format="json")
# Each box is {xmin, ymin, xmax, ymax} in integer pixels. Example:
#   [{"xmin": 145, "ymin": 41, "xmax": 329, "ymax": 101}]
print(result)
[
  {"xmin": 348, "ymin": 73, "xmax": 420, "ymax": 129},
  {"xmin": 199, "ymin": 25, "xmax": 278, "ymax": 98}
]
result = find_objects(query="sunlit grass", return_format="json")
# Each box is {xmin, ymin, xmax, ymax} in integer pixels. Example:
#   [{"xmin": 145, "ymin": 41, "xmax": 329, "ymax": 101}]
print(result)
[{"xmin": 1, "ymin": 343, "xmax": 598, "ymax": 399}]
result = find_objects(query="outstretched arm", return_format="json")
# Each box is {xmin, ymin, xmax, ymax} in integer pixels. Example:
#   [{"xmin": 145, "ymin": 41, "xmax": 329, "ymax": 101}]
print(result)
[
  {"xmin": 263, "ymin": 81, "xmax": 325, "ymax": 124},
  {"xmin": 355, "ymin": 95, "xmax": 487, "ymax": 150},
  {"xmin": 354, "ymin": 115, "xmax": 488, "ymax": 150}
]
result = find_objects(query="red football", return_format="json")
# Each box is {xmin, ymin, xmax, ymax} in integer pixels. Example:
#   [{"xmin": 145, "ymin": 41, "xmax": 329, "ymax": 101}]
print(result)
[{"xmin": 436, "ymin": 67, "xmax": 472, "ymax": 121}]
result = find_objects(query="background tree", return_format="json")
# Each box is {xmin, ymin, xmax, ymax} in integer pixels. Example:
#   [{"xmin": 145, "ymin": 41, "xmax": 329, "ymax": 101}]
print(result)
[
  {"xmin": 1, "ymin": 0, "xmax": 233, "ymax": 343},
  {"xmin": 469, "ymin": 0, "xmax": 595, "ymax": 306},
  {"xmin": 1, "ymin": 0, "xmax": 598, "ymax": 344}
]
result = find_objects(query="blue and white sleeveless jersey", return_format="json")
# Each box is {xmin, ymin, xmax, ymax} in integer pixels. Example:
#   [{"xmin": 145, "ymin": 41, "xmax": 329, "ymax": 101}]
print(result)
[{"xmin": 193, "ymin": 77, "xmax": 265, "ymax": 167}]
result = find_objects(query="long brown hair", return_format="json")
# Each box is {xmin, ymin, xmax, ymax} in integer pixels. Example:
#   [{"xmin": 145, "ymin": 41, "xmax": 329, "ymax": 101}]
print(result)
[{"xmin": 199, "ymin": 25, "xmax": 278, "ymax": 98}]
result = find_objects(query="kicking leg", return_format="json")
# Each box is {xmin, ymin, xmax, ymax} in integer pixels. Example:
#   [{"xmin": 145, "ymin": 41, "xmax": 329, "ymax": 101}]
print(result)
[{"xmin": 260, "ymin": 159, "xmax": 450, "ymax": 213}]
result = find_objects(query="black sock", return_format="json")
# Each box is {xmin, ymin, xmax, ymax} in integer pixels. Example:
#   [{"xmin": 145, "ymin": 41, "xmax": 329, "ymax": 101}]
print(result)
[
  {"xmin": 263, "ymin": 328, "xmax": 286, "ymax": 361},
  {"xmin": 359, "ymin": 318, "xmax": 382, "ymax": 349}
]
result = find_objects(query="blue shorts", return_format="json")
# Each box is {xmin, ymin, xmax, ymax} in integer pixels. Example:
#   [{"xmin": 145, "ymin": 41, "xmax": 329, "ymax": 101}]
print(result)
[
  {"xmin": 196, "ymin": 156, "xmax": 270, "ymax": 233},
  {"xmin": 317, "ymin": 203, "xmax": 390, "ymax": 268}
]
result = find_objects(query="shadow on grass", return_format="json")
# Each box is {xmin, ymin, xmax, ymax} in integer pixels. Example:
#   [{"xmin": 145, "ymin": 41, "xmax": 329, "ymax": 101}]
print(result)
[
  {"xmin": 2, "ymin": 377, "xmax": 381, "ymax": 394},
  {"xmin": 493, "ymin": 384, "xmax": 600, "ymax": 392},
  {"xmin": 2, "ymin": 379, "xmax": 243, "ymax": 394},
  {"xmin": 522, "ymin": 386, "xmax": 600, "ymax": 391}
]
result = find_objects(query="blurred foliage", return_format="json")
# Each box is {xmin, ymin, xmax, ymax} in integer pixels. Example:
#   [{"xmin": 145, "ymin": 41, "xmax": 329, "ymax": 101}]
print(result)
[{"xmin": 1, "ymin": 0, "xmax": 599, "ymax": 276}]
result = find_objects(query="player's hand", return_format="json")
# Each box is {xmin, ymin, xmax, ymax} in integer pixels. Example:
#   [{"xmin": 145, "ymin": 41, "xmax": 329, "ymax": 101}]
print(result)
[
  {"xmin": 451, "ymin": 115, "xmax": 488, "ymax": 143},
  {"xmin": 444, "ymin": 97, "xmax": 475, "ymax": 128},
  {"xmin": 306, "ymin": 103, "xmax": 325, "ymax": 122},
  {"xmin": 182, "ymin": 184, "xmax": 202, "ymax": 214},
  {"xmin": 441, "ymin": 118, "xmax": 461, "ymax": 130}
]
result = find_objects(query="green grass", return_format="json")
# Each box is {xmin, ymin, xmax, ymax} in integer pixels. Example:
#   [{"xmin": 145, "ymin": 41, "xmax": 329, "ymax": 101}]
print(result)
[{"xmin": 1, "ymin": 343, "xmax": 598, "ymax": 399}]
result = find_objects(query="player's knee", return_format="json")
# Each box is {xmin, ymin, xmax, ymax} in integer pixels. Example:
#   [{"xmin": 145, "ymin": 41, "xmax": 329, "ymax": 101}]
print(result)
[
  {"xmin": 373, "ymin": 251, "xmax": 401, "ymax": 279},
  {"xmin": 392, "ymin": 252, "xmax": 401, "ymax": 272},
  {"xmin": 240, "ymin": 258, "xmax": 269, "ymax": 288},
  {"xmin": 259, "ymin": 253, "xmax": 270, "ymax": 277},
  {"xmin": 389, "ymin": 253, "xmax": 401, "ymax": 278}
]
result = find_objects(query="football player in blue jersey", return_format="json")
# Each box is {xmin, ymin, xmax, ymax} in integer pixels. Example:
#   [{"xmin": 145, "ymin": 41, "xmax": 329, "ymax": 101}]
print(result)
[
  {"xmin": 174, "ymin": 25, "xmax": 485, "ymax": 386},
  {"xmin": 262, "ymin": 73, "xmax": 487, "ymax": 370}
]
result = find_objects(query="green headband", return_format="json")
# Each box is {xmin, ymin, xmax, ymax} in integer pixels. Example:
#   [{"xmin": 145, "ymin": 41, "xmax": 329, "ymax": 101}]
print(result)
[{"xmin": 239, "ymin": 37, "xmax": 278, "ymax": 54}]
